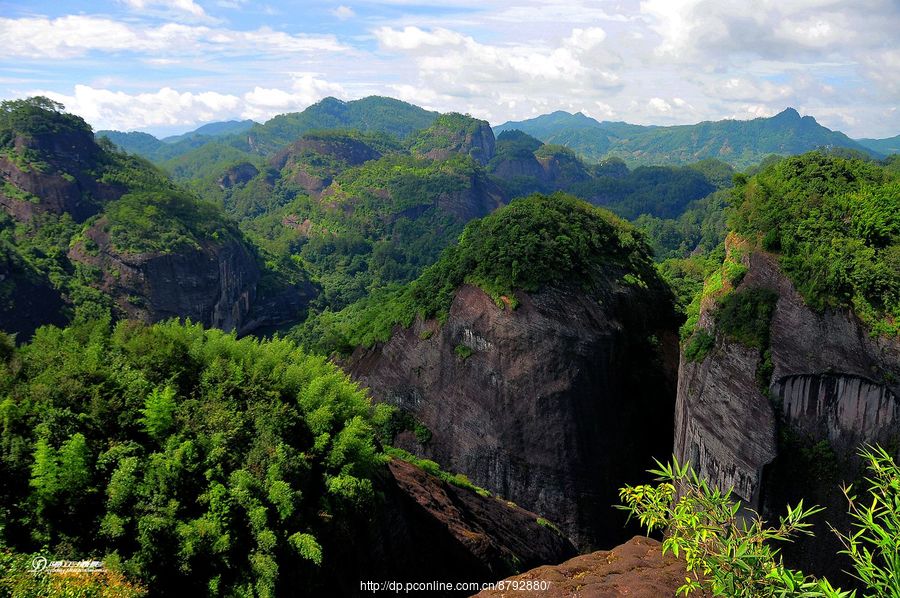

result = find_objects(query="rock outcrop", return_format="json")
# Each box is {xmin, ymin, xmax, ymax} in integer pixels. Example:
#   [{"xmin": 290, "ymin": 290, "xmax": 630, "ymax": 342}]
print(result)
[
  {"xmin": 674, "ymin": 240, "xmax": 900, "ymax": 582},
  {"xmin": 413, "ymin": 114, "xmax": 496, "ymax": 165},
  {"xmin": 69, "ymin": 221, "xmax": 261, "ymax": 331},
  {"xmin": 270, "ymin": 133, "xmax": 383, "ymax": 195},
  {"xmin": 473, "ymin": 536, "xmax": 707, "ymax": 598},
  {"xmin": 321, "ymin": 458, "xmax": 576, "ymax": 597},
  {"xmin": 217, "ymin": 162, "xmax": 259, "ymax": 189},
  {"xmin": 347, "ymin": 280, "xmax": 680, "ymax": 551},
  {"xmin": 0, "ymin": 132, "xmax": 124, "ymax": 223}
]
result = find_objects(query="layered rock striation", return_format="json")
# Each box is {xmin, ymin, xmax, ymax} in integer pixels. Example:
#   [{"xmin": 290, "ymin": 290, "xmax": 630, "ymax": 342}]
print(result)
[{"xmin": 674, "ymin": 240, "xmax": 900, "ymax": 581}]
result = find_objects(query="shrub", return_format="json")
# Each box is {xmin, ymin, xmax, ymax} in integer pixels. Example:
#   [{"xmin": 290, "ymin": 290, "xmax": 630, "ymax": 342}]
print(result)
[{"xmin": 619, "ymin": 446, "xmax": 900, "ymax": 597}]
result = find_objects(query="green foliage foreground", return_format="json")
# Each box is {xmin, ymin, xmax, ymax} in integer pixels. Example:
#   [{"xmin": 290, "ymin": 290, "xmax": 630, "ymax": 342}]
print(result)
[
  {"xmin": 0, "ymin": 319, "xmax": 393, "ymax": 596},
  {"xmin": 619, "ymin": 446, "xmax": 900, "ymax": 597}
]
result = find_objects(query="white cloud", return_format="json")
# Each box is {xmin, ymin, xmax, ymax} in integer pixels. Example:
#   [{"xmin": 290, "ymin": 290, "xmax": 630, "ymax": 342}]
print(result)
[
  {"xmin": 648, "ymin": 97, "xmax": 672, "ymax": 113},
  {"xmin": 32, "ymin": 76, "xmax": 345, "ymax": 131},
  {"xmin": 333, "ymin": 5, "xmax": 356, "ymax": 20},
  {"xmin": 563, "ymin": 27, "xmax": 607, "ymax": 52},
  {"xmin": 373, "ymin": 26, "xmax": 621, "ymax": 122},
  {"xmin": 639, "ymin": 0, "xmax": 898, "ymax": 62},
  {"xmin": 0, "ymin": 16, "xmax": 348, "ymax": 59},
  {"xmin": 714, "ymin": 77, "xmax": 794, "ymax": 102},
  {"xmin": 240, "ymin": 74, "xmax": 346, "ymax": 121},
  {"xmin": 122, "ymin": 0, "xmax": 206, "ymax": 17}
]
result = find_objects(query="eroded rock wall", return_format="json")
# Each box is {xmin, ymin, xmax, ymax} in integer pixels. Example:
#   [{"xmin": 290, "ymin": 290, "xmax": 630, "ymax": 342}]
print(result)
[{"xmin": 348, "ymin": 281, "xmax": 679, "ymax": 550}]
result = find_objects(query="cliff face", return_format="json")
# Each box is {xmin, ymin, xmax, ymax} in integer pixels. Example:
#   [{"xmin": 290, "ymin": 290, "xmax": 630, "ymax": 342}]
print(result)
[
  {"xmin": 321, "ymin": 458, "xmax": 575, "ymax": 596},
  {"xmin": 347, "ymin": 281, "xmax": 680, "ymax": 550},
  {"xmin": 0, "ymin": 132, "xmax": 124, "ymax": 223},
  {"xmin": 415, "ymin": 118, "xmax": 496, "ymax": 165},
  {"xmin": 271, "ymin": 135, "xmax": 383, "ymax": 195},
  {"xmin": 69, "ymin": 221, "xmax": 262, "ymax": 331},
  {"xmin": 674, "ymin": 243, "xmax": 900, "ymax": 581}
]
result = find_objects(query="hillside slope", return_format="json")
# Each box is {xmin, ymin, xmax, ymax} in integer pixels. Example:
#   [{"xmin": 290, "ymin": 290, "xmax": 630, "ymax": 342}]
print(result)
[{"xmin": 0, "ymin": 97, "xmax": 311, "ymax": 337}]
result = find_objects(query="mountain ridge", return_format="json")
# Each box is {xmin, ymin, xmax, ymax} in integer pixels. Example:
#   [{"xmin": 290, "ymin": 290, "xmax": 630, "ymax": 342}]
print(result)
[{"xmin": 495, "ymin": 107, "xmax": 888, "ymax": 167}]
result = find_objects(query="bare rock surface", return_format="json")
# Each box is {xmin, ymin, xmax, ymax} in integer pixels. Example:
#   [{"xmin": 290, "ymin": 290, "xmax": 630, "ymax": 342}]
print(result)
[
  {"xmin": 348, "ymin": 280, "xmax": 679, "ymax": 550},
  {"xmin": 473, "ymin": 536, "xmax": 707, "ymax": 598}
]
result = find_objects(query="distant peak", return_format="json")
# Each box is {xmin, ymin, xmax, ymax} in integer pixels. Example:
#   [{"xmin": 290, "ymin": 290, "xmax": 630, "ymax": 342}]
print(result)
[{"xmin": 773, "ymin": 107, "xmax": 801, "ymax": 120}]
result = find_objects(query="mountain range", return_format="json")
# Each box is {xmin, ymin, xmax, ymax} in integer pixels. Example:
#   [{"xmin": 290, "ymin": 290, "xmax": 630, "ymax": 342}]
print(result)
[
  {"xmin": 495, "ymin": 107, "xmax": 888, "ymax": 168},
  {"xmin": 99, "ymin": 100, "xmax": 898, "ymax": 172}
]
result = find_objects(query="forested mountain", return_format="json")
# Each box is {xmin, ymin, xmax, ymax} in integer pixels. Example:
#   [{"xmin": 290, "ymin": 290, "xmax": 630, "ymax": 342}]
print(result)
[
  {"xmin": 97, "ymin": 96, "xmax": 438, "ymax": 169},
  {"xmin": 856, "ymin": 133, "xmax": 900, "ymax": 155},
  {"xmin": 161, "ymin": 119, "xmax": 256, "ymax": 143},
  {"xmin": 0, "ymin": 97, "xmax": 310, "ymax": 338},
  {"xmin": 97, "ymin": 120, "xmax": 256, "ymax": 164},
  {"xmin": 495, "ymin": 107, "xmax": 882, "ymax": 168}
]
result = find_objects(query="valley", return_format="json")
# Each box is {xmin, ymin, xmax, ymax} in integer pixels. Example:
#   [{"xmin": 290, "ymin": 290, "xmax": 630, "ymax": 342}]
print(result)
[{"xmin": 0, "ymin": 93, "xmax": 898, "ymax": 597}]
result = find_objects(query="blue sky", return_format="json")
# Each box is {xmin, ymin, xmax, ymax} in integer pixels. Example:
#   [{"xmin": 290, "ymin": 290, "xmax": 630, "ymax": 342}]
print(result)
[{"xmin": 0, "ymin": 0, "xmax": 897, "ymax": 138}]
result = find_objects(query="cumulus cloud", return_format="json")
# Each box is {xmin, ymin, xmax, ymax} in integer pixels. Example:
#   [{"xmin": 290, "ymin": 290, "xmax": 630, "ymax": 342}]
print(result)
[
  {"xmin": 122, "ymin": 0, "xmax": 206, "ymax": 17},
  {"xmin": 373, "ymin": 25, "xmax": 622, "ymax": 122},
  {"xmin": 648, "ymin": 97, "xmax": 672, "ymax": 113},
  {"xmin": 639, "ymin": 0, "xmax": 898, "ymax": 62},
  {"xmin": 34, "ymin": 76, "xmax": 344, "ymax": 131},
  {"xmin": 0, "ymin": 16, "xmax": 348, "ymax": 59}
]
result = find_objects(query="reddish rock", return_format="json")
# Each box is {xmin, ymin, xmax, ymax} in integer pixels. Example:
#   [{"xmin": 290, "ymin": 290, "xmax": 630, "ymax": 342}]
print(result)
[{"xmin": 473, "ymin": 536, "xmax": 707, "ymax": 598}]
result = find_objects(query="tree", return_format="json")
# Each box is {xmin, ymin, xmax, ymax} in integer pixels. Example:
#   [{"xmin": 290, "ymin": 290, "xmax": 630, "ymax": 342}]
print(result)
[{"xmin": 139, "ymin": 386, "xmax": 177, "ymax": 441}]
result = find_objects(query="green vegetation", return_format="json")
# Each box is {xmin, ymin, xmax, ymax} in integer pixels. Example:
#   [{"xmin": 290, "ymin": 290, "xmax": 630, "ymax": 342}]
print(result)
[
  {"xmin": 454, "ymin": 344, "xmax": 474, "ymax": 359},
  {"xmin": 0, "ymin": 318, "xmax": 393, "ymax": 596},
  {"xmin": 384, "ymin": 447, "xmax": 491, "ymax": 497},
  {"xmin": 535, "ymin": 517, "xmax": 563, "ymax": 535},
  {"xmin": 496, "ymin": 108, "xmax": 880, "ymax": 168},
  {"xmin": 0, "ymin": 97, "xmax": 90, "ymax": 146},
  {"xmin": 0, "ymin": 98, "xmax": 291, "ymax": 335},
  {"xmin": 683, "ymin": 330, "xmax": 715, "ymax": 363},
  {"xmin": 619, "ymin": 447, "xmax": 900, "ymax": 597},
  {"xmin": 571, "ymin": 164, "xmax": 718, "ymax": 220},
  {"xmin": 102, "ymin": 190, "xmax": 234, "ymax": 254},
  {"xmin": 410, "ymin": 113, "xmax": 488, "ymax": 161},
  {"xmin": 730, "ymin": 152, "xmax": 899, "ymax": 336},
  {"xmin": 716, "ymin": 288, "xmax": 779, "ymax": 349},
  {"xmin": 239, "ymin": 96, "xmax": 438, "ymax": 156},
  {"xmin": 241, "ymin": 152, "xmax": 490, "ymax": 309},
  {"xmin": 293, "ymin": 192, "xmax": 662, "ymax": 355}
]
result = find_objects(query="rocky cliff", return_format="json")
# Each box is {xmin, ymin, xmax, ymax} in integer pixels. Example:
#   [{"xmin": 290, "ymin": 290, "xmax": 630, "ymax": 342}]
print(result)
[
  {"xmin": 320, "ymin": 457, "xmax": 576, "ymax": 597},
  {"xmin": 347, "ymin": 277, "xmax": 679, "ymax": 550},
  {"xmin": 0, "ymin": 130, "xmax": 124, "ymax": 223},
  {"xmin": 270, "ymin": 133, "xmax": 384, "ymax": 195},
  {"xmin": 412, "ymin": 114, "xmax": 496, "ymax": 165},
  {"xmin": 674, "ymin": 238, "xmax": 900, "ymax": 582},
  {"xmin": 68, "ymin": 221, "xmax": 262, "ymax": 331}
]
